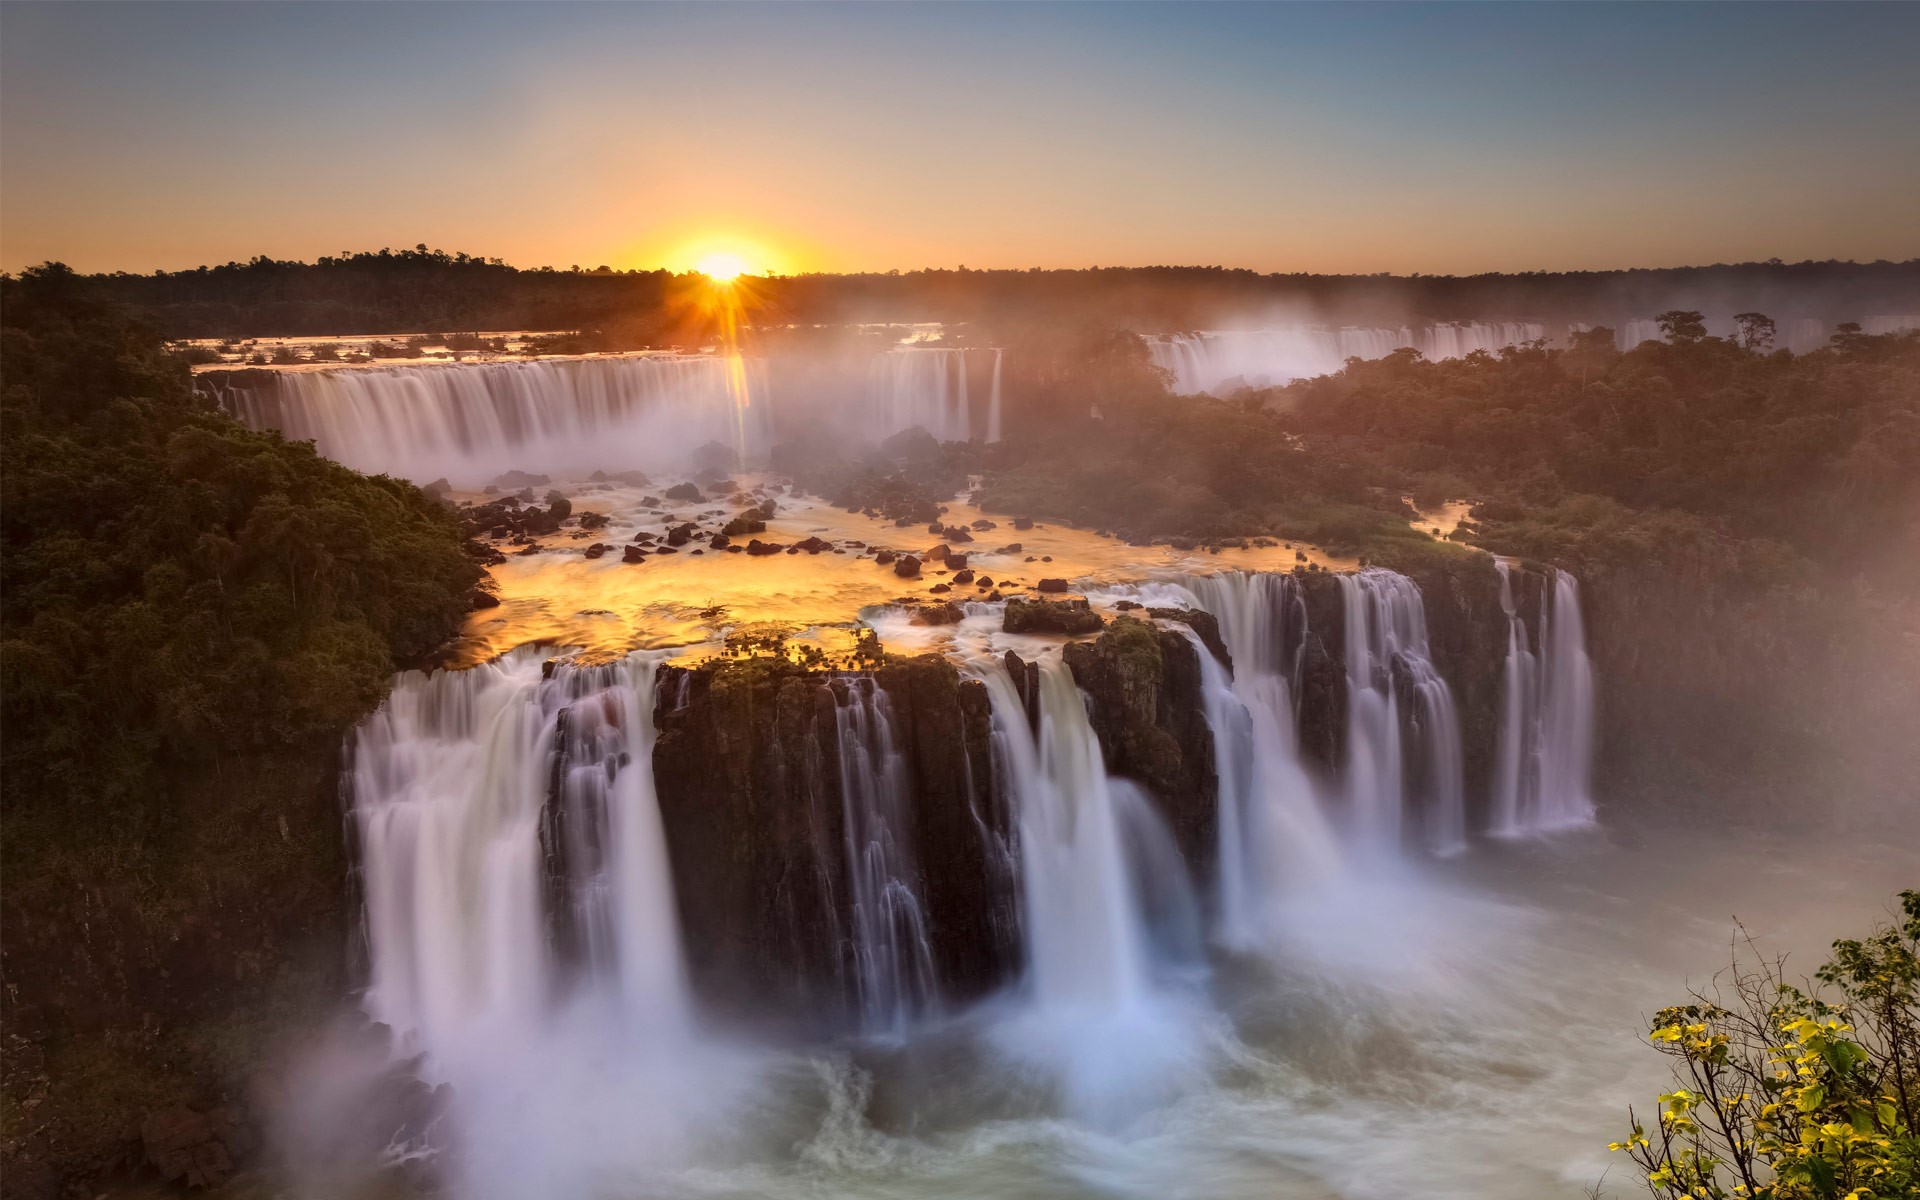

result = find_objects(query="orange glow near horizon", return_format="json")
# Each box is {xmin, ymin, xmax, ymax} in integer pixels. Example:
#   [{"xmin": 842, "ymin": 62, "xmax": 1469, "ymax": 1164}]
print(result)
[{"xmin": 693, "ymin": 251, "xmax": 751, "ymax": 282}]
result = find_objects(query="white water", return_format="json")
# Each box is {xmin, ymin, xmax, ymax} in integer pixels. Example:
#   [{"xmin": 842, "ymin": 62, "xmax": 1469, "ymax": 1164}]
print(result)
[
  {"xmin": 1146, "ymin": 324, "xmax": 1546, "ymax": 393},
  {"xmin": 865, "ymin": 347, "xmax": 1004, "ymax": 442},
  {"xmin": 833, "ymin": 677, "xmax": 940, "ymax": 1037},
  {"xmin": 213, "ymin": 355, "xmax": 767, "ymax": 487},
  {"xmin": 974, "ymin": 652, "xmax": 1209, "ymax": 1126},
  {"xmin": 1490, "ymin": 562, "xmax": 1597, "ymax": 836},
  {"xmin": 1173, "ymin": 572, "xmax": 1343, "ymax": 945},
  {"xmin": 1340, "ymin": 570, "xmax": 1467, "ymax": 857},
  {"xmin": 353, "ymin": 647, "xmax": 690, "ymax": 1048}
]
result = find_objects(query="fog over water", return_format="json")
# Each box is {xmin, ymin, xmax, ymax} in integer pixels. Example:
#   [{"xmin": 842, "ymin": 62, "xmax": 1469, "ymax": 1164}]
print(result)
[{"xmin": 210, "ymin": 340, "xmax": 1916, "ymax": 1200}]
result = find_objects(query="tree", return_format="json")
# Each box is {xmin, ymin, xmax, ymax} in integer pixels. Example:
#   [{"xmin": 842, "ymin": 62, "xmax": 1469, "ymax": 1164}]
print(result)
[
  {"xmin": 1609, "ymin": 892, "xmax": 1920, "ymax": 1199},
  {"xmin": 1734, "ymin": 312, "xmax": 1777, "ymax": 353},
  {"xmin": 1657, "ymin": 310, "xmax": 1710, "ymax": 343}
]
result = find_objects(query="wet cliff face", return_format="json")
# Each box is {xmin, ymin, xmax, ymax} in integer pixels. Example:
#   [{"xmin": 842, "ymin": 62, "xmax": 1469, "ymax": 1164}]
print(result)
[
  {"xmin": 650, "ymin": 654, "xmax": 1015, "ymax": 1025},
  {"xmin": 1063, "ymin": 615, "xmax": 1220, "ymax": 875}
]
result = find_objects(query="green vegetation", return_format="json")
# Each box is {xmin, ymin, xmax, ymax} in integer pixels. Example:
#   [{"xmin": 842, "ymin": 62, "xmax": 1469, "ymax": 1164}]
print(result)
[
  {"xmin": 1611, "ymin": 892, "xmax": 1919, "ymax": 1199},
  {"xmin": 0, "ymin": 264, "xmax": 479, "ymax": 1187}
]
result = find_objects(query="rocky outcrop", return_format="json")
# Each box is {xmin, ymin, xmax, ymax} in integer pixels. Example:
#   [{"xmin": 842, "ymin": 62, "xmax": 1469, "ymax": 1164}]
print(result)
[
  {"xmin": 1063, "ymin": 617, "xmax": 1218, "ymax": 874},
  {"xmin": 650, "ymin": 654, "xmax": 1014, "ymax": 1026},
  {"xmin": 1003, "ymin": 597, "xmax": 1104, "ymax": 636}
]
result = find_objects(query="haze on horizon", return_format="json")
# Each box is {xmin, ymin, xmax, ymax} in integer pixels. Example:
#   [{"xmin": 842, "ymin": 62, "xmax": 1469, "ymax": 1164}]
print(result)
[{"xmin": 3, "ymin": 1, "xmax": 1918, "ymax": 278}]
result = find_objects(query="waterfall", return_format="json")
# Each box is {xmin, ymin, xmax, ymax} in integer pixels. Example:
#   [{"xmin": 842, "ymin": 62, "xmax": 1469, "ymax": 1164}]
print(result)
[
  {"xmin": 1144, "ymin": 323, "xmax": 1547, "ymax": 394},
  {"xmin": 985, "ymin": 348, "xmax": 1004, "ymax": 443},
  {"xmin": 831, "ymin": 677, "xmax": 939, "ymax": 1036},
  {"xmin": 975, "ymin": 650, "xmax": 1206, "ymax": 1125},
  {"xmin": 1172, "ymin": 572, "xmax": 1342, "ymax": 944},
  {"xmin": 208, "ymin": 355, "xmax": 766, "ymax": 487},
  {"xmin": 1339, "ymin": 570, "xmax": 1466, "ymax": 857},
  {"xmin": 352, "ymin": 648, "xmax": 690, "ymax": 1052},
  {"xmin": 866, "ymin": 347, "xmax": 982, "ymax": 442},
  {"xmin": 1490, "ymin": 562, "xmax": 1597, "ymax": 835}
]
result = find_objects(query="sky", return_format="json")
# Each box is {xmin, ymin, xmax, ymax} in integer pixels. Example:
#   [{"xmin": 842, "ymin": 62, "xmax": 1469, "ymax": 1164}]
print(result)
[{"xmin": 3, "ymin": 2, "xmax": 1918, "ymax": 277}]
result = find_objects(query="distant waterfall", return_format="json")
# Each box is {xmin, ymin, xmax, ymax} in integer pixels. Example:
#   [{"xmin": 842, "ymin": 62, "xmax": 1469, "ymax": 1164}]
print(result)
[
  {"xmin": 352, "ymin": 649, "xmax": 689, "ymax": 1052},
  {"xmin": 208, "ymin": 355, "xmax": 767, "ymax": 486},
  {"xmin": 1173, "ymin": 572, "xmax": 1341, "ymax": 944},
  {"xmin": 1145, "ymin": 323, "xmax": 1546, "ymax": 393},
  {"xmin": 1489, "ymin": 561, "xmax": 1597, "ymax": 835},
  {"xmin": 1339, "ymin": 570, "xmax": 1466, "ymax": 856},
  {"xmin": 832, "ymin": 678, "xmax": 939, "ymax": 1035},
  {"xmin": 865, "ymin": 346, "xmax": 1003, "ymax": 442}
]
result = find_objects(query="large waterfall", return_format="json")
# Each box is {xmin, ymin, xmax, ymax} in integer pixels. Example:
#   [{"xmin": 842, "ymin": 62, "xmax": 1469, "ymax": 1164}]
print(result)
[
  {"xmin": 210, "ymin": 355, "xmax": 767, "ymax": 486},
  {"xmin": 1489, "ymin": 561, "xmax": 1597, "ymax": 835},
  {"xmin": 865, "ymin": 346, "xmax": 1004, "ymax": 442},
  {"xmin": 831, "ymin": 677, "xmax": 938, "ymax": 1036},
  {"xmin": 1339, "ymin": 570, "xmax": 1467, "ymax": 857},
  {"xmin": 1146, "ymin": 324, "xmax": 1546, "ymax": 393},
  {"xmin": 1174, "ymin": 572, "xmax": 1341, "ymax": 945},
  {"xmin": 352, "ymin": 648, "xmax": 689, "ymax": 1052}
]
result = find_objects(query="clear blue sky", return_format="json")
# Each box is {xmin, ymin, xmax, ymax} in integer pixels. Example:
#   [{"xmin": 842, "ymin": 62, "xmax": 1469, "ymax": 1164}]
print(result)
[{"xmin": 3, "ymin": 1, "xmax": 1917, "ymax": 274}]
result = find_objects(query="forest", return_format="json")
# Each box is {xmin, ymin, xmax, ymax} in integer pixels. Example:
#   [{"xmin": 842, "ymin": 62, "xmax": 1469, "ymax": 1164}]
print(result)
[
  {"xmin": 0, "ymin": 265, "xmax": 480, "ymax": 1190},
  {"xmin": 42, "ymin": 246, "xmax": 1920, "ymax": 340}
]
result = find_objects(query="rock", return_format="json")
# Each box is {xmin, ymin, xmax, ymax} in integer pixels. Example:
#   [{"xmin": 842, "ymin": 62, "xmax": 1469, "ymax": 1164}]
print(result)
[
  {"xmin": 912, "ymin": 601, "xmax": 964, "ymax": 625},
  {"xmin": 874, "ymin": 549, "xmax": 898, "ymax": 566},
  {"xmin": 493, "ymin": 470, "xmax": 552, "ymax": 490},
  {"xmin": 467, "ymin": 589, "xmax": 501, "ymax": 610},
  {"xmin": 664, "ymin": 482, "xmax": 704, "ymax": 502},
  {"xmin": 923, "ymin": 543, "xmax": 951, "ymax": 565},
  {"xmin": 894, "ymin": 554, "xmax": 922, "ymax": 578},
  {"xmin": 794, "ymin": 536, "xmax": 832, "ymax": 554},
  {"xmin": 928, "ymin": 522, "xmax": 945, "ymax": 535},
  {"xmin": 708, "ymin": 533, "xmax": 731, "ymax": 550},
  {"xmin": 1062, "ymin": 616, "xmax": 1217, "ymax": 872},
  {"xmin": 666, "ymin": 523, "xmax": 696, "ymax": 547},
  {"xmin": 1115, "ymin": 599, "xmax": 1141, "ymax": 611},
  {"xmin": 970, "ymin": 519, "xmax": 995, "ymax": 531},
  {"xmin": 691, "ymin": 440, "xmax": 738, "ymax": 474},
  {"xmin": 577, "ymin": 510, "xmax": 609, "ymax": 530},
  {"xmin": 655, "ymin": 545, "xmax": 680, "ymax": 555},
  {"xmin": 1036, "ymin": 578, "xmax": 1071, "ymax": 593},
  {"xmin": 976, "ymin": 576, "xmax": 993, "ymax": 587},
  {"xmin": 723, "ymin": 514, "xmax": 766, "ymax": 537},
  {"xmin": 1003, "ymin": 597, "xmax": 1104, "ymax": 636},
  {"xmin": 1148, "ymin": 607, "xmax": 1232, "ymax": 670},
  {"xmin": 142, "ymin": 1106, "xmax": 243, "ymax": 1189},
  {"xmin": 623, "ymin": 545, "xmax": 646, "ymax": 563},
  {"xmin": 516, "ymin": 486, "xmax": 537, "ymax": 503},
  {"xmin": 952, "ymin": 568, "xmax": 974, "ymax": 585},
  {"xmin": 423, "ymin": 477, "xmax": 452, "ymax": 497},
  {"xmin": 754, "ymin": 499, "xmax": 778, "ymax": 520},
  {"xmin": 880, "ymin": 425, "xmax": 941, "ymax": 461},
  {"xmin": 929, "ymin": 583, "xmax": 952, "ymax": 593},
  {"xmin": 516, "ymin": 544, "xmax": 540, "ymax": 556},
  {"xmin": 943, "ymin": 526, "xmax": 975, "ymax": 543},
  {"xmin": 1041, "ymin": 555, "xmax": 1053, "ymax": 562},
  {"xmin": 944, "ymin": 553, "xmax": 968, "ymax": 571},
  {"xmin": 746, "ymin": 539, "xmax": 784, "ymax": 556},
  {"xmin": 584, "ymin": 543, "xmax": 608, "ymax": 560},
  {"xmin": 1003, "ymin": 543, "xmax": 1023, "ymax": 553},
  {"xmin": 1013, "ymin": 517, "xmax": 1034, "ymax": 530}
]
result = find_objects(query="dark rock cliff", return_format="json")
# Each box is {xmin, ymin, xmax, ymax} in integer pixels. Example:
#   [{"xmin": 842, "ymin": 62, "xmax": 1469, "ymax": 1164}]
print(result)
[
  {"xmin": 1063, "ymin": 616, "xmax": 1219, "ymax": 875},
  {"xmin": 650, "ymin": 653, "xmax": 1016, "ymax": 1027}
]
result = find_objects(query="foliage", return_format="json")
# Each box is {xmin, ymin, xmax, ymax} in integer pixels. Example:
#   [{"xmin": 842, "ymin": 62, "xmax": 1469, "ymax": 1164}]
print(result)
[
  {"xmin": 1, "ymin": 264, "xmax": 480, "ymax": 820},
  {"xmin": 0, "ymin": 265, "xmax": 480, "ymax": 1184},
  {"xmin": 1611, "ymin": 892, "xmax": 1920, "ymax": 1199}
]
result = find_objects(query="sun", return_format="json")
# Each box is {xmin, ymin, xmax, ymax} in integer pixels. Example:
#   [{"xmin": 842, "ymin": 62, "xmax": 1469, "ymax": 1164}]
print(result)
[{"xmin": 694, "ymin": 251, "xmax": 752, "ymax": 283}]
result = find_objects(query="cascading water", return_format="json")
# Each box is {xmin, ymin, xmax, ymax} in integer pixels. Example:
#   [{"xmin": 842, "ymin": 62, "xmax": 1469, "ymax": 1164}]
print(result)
[
  {"xmin": 209, "ymin": 355, "xmax": 766, "ymax": 487},
  {"xmin": 864, "ymin": 346, "xmax": 1003, "ymax": 442},
  {"xmin": 1145, "ymin": 323, "xmax": 1546, "ymax": 394},
  {"xmin": 831, "ymin": 677, "xmax": 939, "ymax": 1036},
  {"xmin": 1172, "ymin": 572, "xmax": 1343, "ymax": 944},
  {"xmin": 974, "ymin": 651, "xmax": 1206, "ymax": 1125},
  {"xmin": 1490, "ymin": 561, "xmax": 1597, "ymax": 835},
  {"xmin": 352, "ymin": 648, "xmax": 689, "ymax": 1052},
  {"xmin": 1339, "ymin": 569, "xmax": 1466, "ymax": 857}
]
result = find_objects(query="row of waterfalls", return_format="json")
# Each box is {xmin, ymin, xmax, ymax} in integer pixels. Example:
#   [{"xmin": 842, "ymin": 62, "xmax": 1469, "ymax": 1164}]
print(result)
[
  {"xmin": 350, "ymin": 565, "xmax": 1597, "ymax": 1147},
  {"xmin": 203, "ymin": 346, "xmax": 1003, "ymax": 487},
  {"xmin": 1145, "ymin": 314, "xmax": 1920, "ymax": 394}
]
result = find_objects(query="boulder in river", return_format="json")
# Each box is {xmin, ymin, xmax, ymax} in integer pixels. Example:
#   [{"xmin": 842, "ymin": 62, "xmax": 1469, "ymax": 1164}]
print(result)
[
  {"xmin": 1036, "ymin": 578, "xmax": 1071, "ymax": 593},
  {"xmin": 1003, "ymin": 597, "xmax": 1104, "ymax": 636},
  {"xmin": 622, "ymin": 545, "xmax": 647, "ymax": 563},
  {"xmin": 664, "ymin": 482, "xmax": 704, "ymax": 502},
  {"xmin": 894, "ymin": 554, "xmax": 922, "ymax": 578},
  {"xmin": 493, "ymin": 470, "xmax": 552, "ymax": 490}
]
